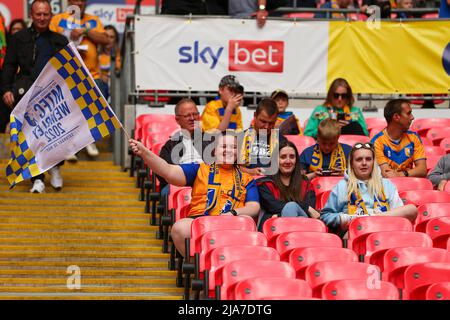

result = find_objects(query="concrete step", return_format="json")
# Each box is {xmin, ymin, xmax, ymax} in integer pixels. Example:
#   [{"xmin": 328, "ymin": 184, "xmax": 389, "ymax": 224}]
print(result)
[
  {"xmin": 0, "ymin": 294, "xmax": 182, "ymax": 300},
  {"xmin": 0, "ymin": 285, "xmax": 183, "ymax": 293},
  {"xmin": 0, "ymin": 230, "xmax": 158, "ymax": 239},
  {"xmin": 0, "ymin": 237, "xmax": 160, "ymax": 246},
  {"xmin": 0, "ymin": 218, "xmax": 151, "ymax": 227},
  {"xmin": 0, "ymin": 268, "xmax": 176, "ymax": 277},
  {"xmin": 0, "ymin": 193, "xmax": 138, "ymax": 200},
  {"xmin": 0, "ymin": 260, "xmax": 169, "ymax": 268},
  {"xmin": 0, "ymin": 245, "xmax": 163, "ymax": 252}
]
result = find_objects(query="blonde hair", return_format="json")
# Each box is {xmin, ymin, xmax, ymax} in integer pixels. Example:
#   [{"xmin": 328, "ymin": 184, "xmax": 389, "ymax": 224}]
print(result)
[
  {"xmin": 318, "ymin": 118, "xmax": 341, "ymax": 140},
  {"xmin": 347, "ymin": 144, "xmax": 384, "ymax": 199}
]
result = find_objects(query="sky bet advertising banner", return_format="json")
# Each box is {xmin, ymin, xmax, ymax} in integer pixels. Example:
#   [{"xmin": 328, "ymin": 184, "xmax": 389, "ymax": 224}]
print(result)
[{"xmin": 135, "ymin": 16, "xmax": 450, "ymax": 94}]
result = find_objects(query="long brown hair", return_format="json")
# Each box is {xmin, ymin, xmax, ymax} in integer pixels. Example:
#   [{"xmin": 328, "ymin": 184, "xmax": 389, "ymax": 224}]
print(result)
[
  {"xmin": 272, "ymin": 140, "xmax": 305, "ymax": 203},
  {"xmin": 325, "ymin": 78, "xmax": 355, "ymax": 108}
]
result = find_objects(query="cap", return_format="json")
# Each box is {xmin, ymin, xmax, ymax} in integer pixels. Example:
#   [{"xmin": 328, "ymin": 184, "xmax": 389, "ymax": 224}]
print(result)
[
  {"xmin": 219, "ymin": 75, "xmax": 241, "ymax": 89},
  {"xmin": 271, "ymin": 89, "xmax": 289, "ymax": 100}
]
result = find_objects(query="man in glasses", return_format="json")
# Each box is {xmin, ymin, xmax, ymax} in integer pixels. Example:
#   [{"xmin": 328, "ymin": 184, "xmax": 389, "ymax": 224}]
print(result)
[
  {"xmin": 300, "ymin": 119, "xmax": 352, "ymax": 180},
  {"xmin": 201, "ymin": 75, "xmax": 244, "ymax": 133},
  {"xmin": 157, "ymin": 98, "xmax": 208, "ymax": 196},
  {"xmin": 371, "ymin": 99, "xmax": 427, "ymax": 178}
]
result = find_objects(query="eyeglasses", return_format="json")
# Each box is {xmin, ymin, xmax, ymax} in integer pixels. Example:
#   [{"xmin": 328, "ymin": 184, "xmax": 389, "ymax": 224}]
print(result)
[
  {"xmin": 176, "ymin": 112, "xmax": 200, "ymax": 119},
  {"xmin": 333, "ymin": 92, "xmax": 350, "ymax": 100},
  {"xmin": 354, "ymin": 143, "xmax": 373, "ymax": 150}
]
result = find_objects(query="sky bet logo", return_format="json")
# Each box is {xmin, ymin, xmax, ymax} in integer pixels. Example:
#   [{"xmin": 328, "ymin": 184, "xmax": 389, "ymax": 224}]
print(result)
[{"xmin": 178, "ymin": 40, "xmax": 284, "ymax": 72}]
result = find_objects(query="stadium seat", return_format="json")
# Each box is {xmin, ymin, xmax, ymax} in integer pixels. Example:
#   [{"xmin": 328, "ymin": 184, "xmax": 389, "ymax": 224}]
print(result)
[
  {"xmin": 338, "ymin": 134, "xmax": 370, "ymax": 147},
  {"xmin": 283, "ymin": 13, "xmax": 315, "ymax": 18},
  {"xmin": 415, "ymin": 203, "xmax": 450, "ymax": 233},
  {"xmin": 389, "ymin": 177, "xmax": 433, "ymax": 193},
  {"xmin": 425, "ymin": 217, "xmax": 450, "ymax": 249},
  {"xmin": 426, "ymin": 282, "xmax": 450, "ymax": 300},
  {"xmin": 427, "ymin": 155, "xmax": 443, "ymax": 174},
  {"xmin": 348, "ymin": 216, "xmax": 413, "ymax": 259},
  {"xmin": 134, "ymin": 114, "xmax": 175, "ymax": 141},
  {"xmin": 420, "ymin": 136, "xmax": 434, "ymax": 146},
  {"xmin": 426, "ymin": 127, "xmax": 450, "ymax": 147},
  {"xmin": 382, "ymin": 247, "xmax": 450, "ymax": 291},
  {"xmin": 423, "ymin": 145, "xmax": 445, "ymax": 157},
  {"xmin": 310, "ymin": 176, "xmax": 342, "ymax": 197},
  {"xmin": 369, "ymin": 126, "xmax": 385, "ymax": 139},
  {"xmin": 410, "ymin": 118, "xmax": 450, "ymax": 137},
  {"xmin": 365, "ymin": 231, "xmax": 433, "ymax": 270},
  {"xmin": 448, "ymin": 237, "xmax": 450, "ymax": 251},
  {"xmin": 234, "ymin": 277, "xmax": 312, "ymax": 300},
  {"xmin": 191, "ymin": 230, "xmax": 267, "ymax": 299},
  {"xmin": 284, "ymin": 135, "xmax": 315, "ymax": 154},
  {"xmin": 288, "ymin": 247, "xmax": 358, "ymax": 279},
  {"xmin": 275, "ymin": 231, "xmax": 342, "ymax": 261},
  {"xmin": 262, "ymin": 217, "xmax": 327, "ymax": 248},
  {"xmin": 439, "ymin": 137, "xmax": 450, "ymax": 154},
  {"xmin": 218, "ymin": 260, "xmax": 295, "ymax": 300},
  {"xmin": 207, "ymin": 245, "xmax": 279, "ymax": 299},
  {"xmin": 399, "ymin": 190, "xmax": 450, "ymax": 207},
  {"xmin": 321, "ymin": 279, "xmax": 399, "ymax": 300},
  {"xmin": 317, "ymin": 190, "xmax": 332, "ymax": 211},
  {"xmin": 304, "ymin": 261, "xmax": 380, "ymax": 298},
  {"xmin": 404, "ymin": 262, "xmax": 450, "ymax": 300},
  {"xmin": 365, "ymin": 117, "xmax": 387, "ymax": 131}
]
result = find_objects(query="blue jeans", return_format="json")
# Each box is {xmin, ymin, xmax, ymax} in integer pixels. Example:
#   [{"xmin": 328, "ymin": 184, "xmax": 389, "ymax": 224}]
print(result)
[{"xmin": 281, "ymin": 202, "xmax": 308, "ymax": 217}]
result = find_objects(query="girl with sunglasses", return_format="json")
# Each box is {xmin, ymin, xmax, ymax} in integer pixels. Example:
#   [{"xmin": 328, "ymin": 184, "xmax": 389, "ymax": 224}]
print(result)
[
  {"xmin": 304, "ymin": 78, "xmax": 369, "ymax": 139},
  {"xmin": 320, "ymin": 142, "xmax": 417, "ymax": 237}
]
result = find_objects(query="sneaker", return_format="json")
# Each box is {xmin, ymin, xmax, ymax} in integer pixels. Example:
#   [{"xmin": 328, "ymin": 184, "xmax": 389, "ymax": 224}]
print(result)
[
  {"xmin": 86, "ymin": 143, "xmax": 99, "ymax": 157},
  {"xmin": 30, "ymin": 179, "xmax": 45, "ymax": 193},
  {"xmin": 49, "ymin": 166, "xmax": 63, "ymax": 190},
  {"xmin": 66, "ymin": 154, "xmax": 78, "ymax": 163}
]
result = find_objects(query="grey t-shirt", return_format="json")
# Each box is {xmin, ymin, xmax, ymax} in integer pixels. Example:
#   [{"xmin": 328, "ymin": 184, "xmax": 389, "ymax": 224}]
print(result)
[{"xmin": 229, "ymin": 0, "xmax": 257, "ymax": 17}]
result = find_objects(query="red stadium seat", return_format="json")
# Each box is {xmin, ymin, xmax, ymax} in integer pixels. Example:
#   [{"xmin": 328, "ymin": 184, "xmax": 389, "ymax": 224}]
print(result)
[
  {"xmin": 208, "ymin": 246, "xmax": 279, "ymax": 299},
  {"xmin": 404, "ymin": 262, "xmax": 450, "ymax": 300},
  {"xmin": 420, "ymin": 136, "xmax": 434, "ymax": 146},
  {"xmin": 317, "ymin": 190, "xmax": 332, "ymax": 210},
  {"xmin": 234, "ymin": 277, "xmax": 312, "ymax": 300},
  {"xmin": 426, "ymin": 217, "xmax": 450, "ymax": 249},
  {"xmin": 369, "ymin": 126, "xmax": 385, "ymax": 139},
  {"xmin": 439, "ymin": 137, "xmax": 450, "ymax": 154},
  {"xmin": 421, "ymin": 13, "xmax": 439, "ymax": 19},
  {"xmin": 415, "ymin": 203, "xmax": 450, "ymax": 233},
  {"xmin": 448, "ymin": 237, "xmax": 450, "ymax": 251},
  {"xmin": 283, "ymin": 13, "xmax": 315, "ymax": 18},
  {"xmin": 284, "ymin": 135, "xmax": 315, "ymax": 154},
  {"xmin": 382, "ymin": 247, "xmax": 450, "ymax": 290},
  {"xmin": 426, "ymin": 282, "xmax": 450, "ymax": 300},
  {"xmin": 219, "ymin": 260, "xmax": 295, "ymax": 300},
  {"xmin": 310, "ymin": 176, "xmax": 342, "ymax": 197},
  {"xmin": 365, "ymin": 231, "xmax": 433, "ymax": 270},
  {"xmin": 134, "ymin": 114, "xmax": 175, "ymax": 140},
  {"xmin": 388, "ymin": 177, "xmax": 433, "ymax": 193},
  {"xmin": 348, "ymin": 216, "xmax": 413, "ymax": 258},
  {"xmin": 410, "ymin": 118, "xmax": 450, "ymax": 137},
  {"xmin": 142, "ymin": 90, "xmax": 170, "ymax": 103},
  {"xmin": 338, "ymin": 134, "xmax": 370, "ymax": 147},
  {"xmin": 365, "ymin": 117, "xmax": 387, "ymax": 131},
  {"xmin": 289, "ymin": 247, "xmax": 358, "ymax": 279},
  {"xmin": 427, "ymin": 155, "xmax": 443, "ymax": 174},
  {"xmin": 275, "ymin": 231, "xmax": 342, "ymax": 261},
  {"xmin": 426, "ymin": 127, "xmax": 450, "ymax": 147},
  {"xmin": 304, "ymin": 261, "xmax": 380, "ymax": 298},
  {"xmin": 262, "ymin": 217, "xmax": 327, "ymax": 248},
  {"xmin": 321, "ymin": 279, "xmax": 399, "ymax": 300},
  {"xmin": 399, "ymin": 190, "xmax": 450, "ymax": 207},
  {"xmin": 423, "ymin": 145, "xmax": 445, "ymax": 157}
]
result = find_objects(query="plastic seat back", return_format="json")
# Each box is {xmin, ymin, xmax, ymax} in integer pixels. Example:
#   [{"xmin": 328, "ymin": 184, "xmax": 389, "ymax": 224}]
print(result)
[
  {"xmin": 234, "ymin": 277, "xmax": 312, "ymax": 300},
  {"xmin": 338, "ymin": 134, "xmax": 370, "ymax": 147},
  {"xmin": 383, "ymin": 247, "xmax": 450, "ymax": 289},
  {"xmin": 427, "ymin": 155, "xmax": 443, "ymax": 174},
  {"xmin": 425, "ymin": 217, "xmax": 450, "ymax": 248},
  {"xmin": 209, "ymin": 245, "xmax": 279, "ymax": 294},
  {"xmin": 365, "ymin": 117, "xmax": 387, "ymax": 131},
  {"xmin": 423, "ymin": 145, "xmax": 445, "ymax": 157},
  {"xmin": 317, "ymin": 190, "xmax": 332, "ymax": 211},
  {"xmin": 439, "ymin": 137, "xmax": 450, "ymax": 154},
  {"xmin": 426, "ymin": 127, "xmax": 450, "ymax": 146},
  {"xmin": 399, "ymin": 190, "xmax": 450, "ymax": 207},
  {"xmin": 276, "ymin": 231, "xmax": 342, "ymax": 261},
  {"xmin": 189, "ymin": 216, "xmax": 256, "ymax": 257},
  {"xmin": 388, "ymin": 177, "xmax": 433, "ymax": 193},
  {"xmin": 289, "ymin": 247, "xmax": 358, "ymax": 279},
  {"xmin": 365, "ymin": 231, "xmax": 433, "ymax": 270},
  {"xmin": 262, "ymin": 217, "xmax": 327, "ymax": 248},
  {"xmin": 426, "ymin": 282, "xmax": 450, "ymax": 300},
  {"xmin": 415, "ymin": 203, "xmax": 450, "ymax": 233},
  {"xmin": 284, "ymin": 135, "xmax": 315, "ymax": 154},
  {"xmin": 404, "ymin": 262, "xmax": 450, "ymax": 300},
  {"xmin": 220, "ymin": 260, "xmax": 295, "ymax": 300},
  {"xmin": 173, "ymin": 188, "xmax": 192, "ymax": 222},
  {"xmin": 348, "ymin": 216, "xmax": 412, "ymax": 257},
  {"xmin": 305, "ymin": 261, "xmax": 380, "ymax": 298},
  {"xmin": 322, "ymin": 279, "xmax": 399, "ymax": 300},
  {"xmin": 410, "ymin": 118, "xmax": 450, "ymax": 137},
  {"xmin": 310, "ymin": 176, "xmax": 342, "ymax": 197}
]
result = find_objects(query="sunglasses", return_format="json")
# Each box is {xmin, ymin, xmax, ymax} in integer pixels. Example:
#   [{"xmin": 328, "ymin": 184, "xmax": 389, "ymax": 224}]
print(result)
[
  {"xmin": 354, "ymin": 142, "xmax": 373, "ymax": 150},
  {"xmin": 333, "ymin": 92, "xmax": 350, "ymax": 99}
]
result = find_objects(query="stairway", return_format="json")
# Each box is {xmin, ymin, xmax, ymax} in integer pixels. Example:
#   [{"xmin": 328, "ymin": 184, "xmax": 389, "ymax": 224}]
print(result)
[{"xmin": 0, "ymin": 153, "xmax": 182, "ymax": 300}]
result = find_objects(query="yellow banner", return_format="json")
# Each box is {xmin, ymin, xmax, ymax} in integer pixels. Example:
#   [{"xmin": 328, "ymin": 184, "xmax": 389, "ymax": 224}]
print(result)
[{"xmin": 328, "ymin": 21, "xmax": 450, "ymax": 94}]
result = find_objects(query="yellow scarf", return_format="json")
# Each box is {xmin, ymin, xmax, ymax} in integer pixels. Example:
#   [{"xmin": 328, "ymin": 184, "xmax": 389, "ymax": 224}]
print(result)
[
  {"xmin": 348, "ymin": 187, "xmax": 390, "ymax": 216},
  {"xmin": 239, "ymin": 128, "xmax": 279, "ymax": 166},
  {"xmin": 309, "ymin": 143, "xmax": 346, "ymax": 173}
]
